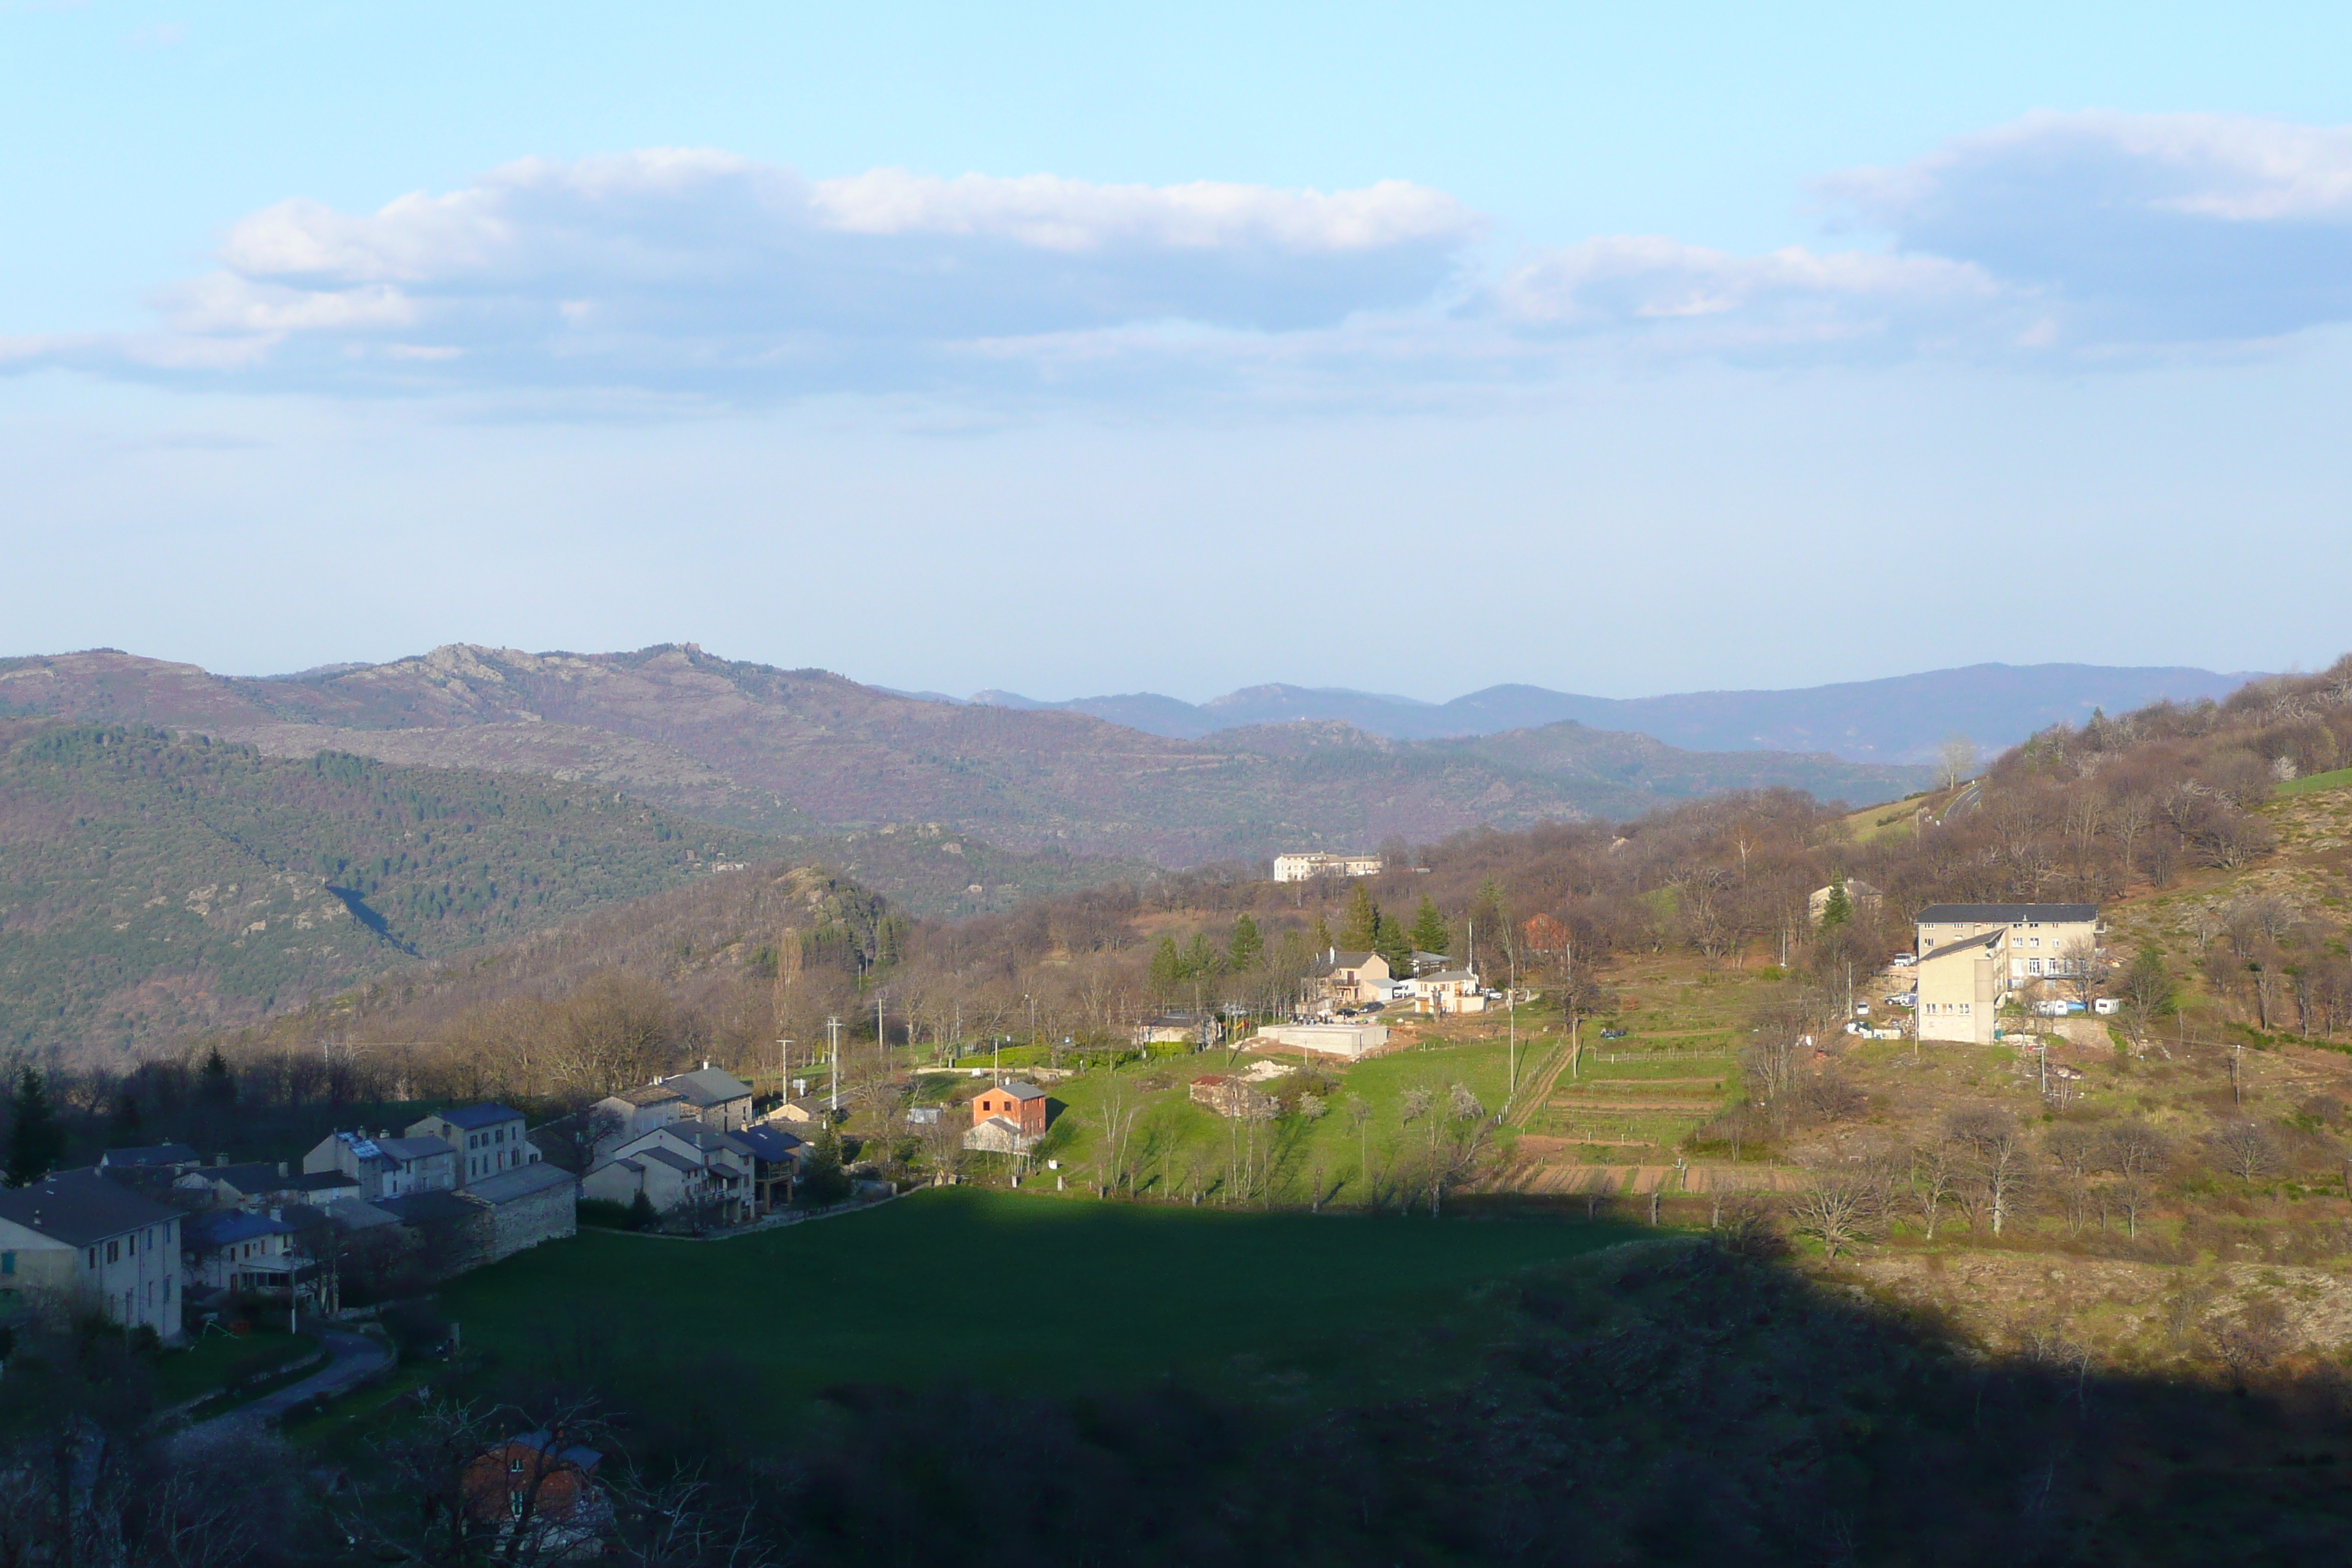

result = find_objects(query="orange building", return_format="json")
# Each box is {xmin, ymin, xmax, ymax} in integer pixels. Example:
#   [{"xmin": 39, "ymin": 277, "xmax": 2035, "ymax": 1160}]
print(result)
[{"xmin": 970, "ymin": 1081, "xmax": 1048, "ymax": 1137}]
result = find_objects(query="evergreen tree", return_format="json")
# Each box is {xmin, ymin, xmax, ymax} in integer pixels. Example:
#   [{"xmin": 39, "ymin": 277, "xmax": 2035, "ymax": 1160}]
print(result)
[
  {"xmin": 198, "ymin": 1047, "xmax": 237, "ymax": 1107},
  {"xmin": 798, "ymin": 1125, "xmax": 852, "ymax": 1207},
  {"xmin": 2122, "ymin": 946, "xmax": 2174, "ymax": 1017},
  {"xmin": 1309, "ymin": 912, "xmax": 1334, "ymax": 955},
  {"xmin": 1182, "ymin": 931, "xmax": 1224, "ymax": 979},
  {"xmin": 1338, "ymin": 884, "xmax": 1382, "ymax": 951},
  {"xmin": 4, "ymin": 1067, "xmax": 65, "ymax": 1188},
  {"xmin": 1820, "ymin": 875, "xmax": 1854, "ymax": 930},
  {"xmin": 627, "ymin": 1191, "xmax": 659, "ymax": 1231},
  {"xmin": 1408, "ymin": 895, "xmax": 1450, "ymax": 956},
  {"xmin": 109, "ymin": 1090, "xmax": 143, "ymax": 1146},
  {"xmin": 1373, "ymin": 912, "xmax": 1414, "ymax": 976},
  {"xmin": 1228, "ymin": 913, "xmax": 1264, "ymax": 971},
  {"xmin": 1148, "ymin": 936, "xmax": 1185, "ymax": 1000}
]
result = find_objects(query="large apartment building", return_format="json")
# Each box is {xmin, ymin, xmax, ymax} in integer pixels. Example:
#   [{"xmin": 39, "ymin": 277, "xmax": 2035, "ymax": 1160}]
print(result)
[{"xmin": 1914, "ymin": 903, "xmax": 2102, "ymax": 1044}]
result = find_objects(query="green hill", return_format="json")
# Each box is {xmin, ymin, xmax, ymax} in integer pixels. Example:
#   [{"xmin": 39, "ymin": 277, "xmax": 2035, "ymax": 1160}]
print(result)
[{"xmin": 0, "ymin": 722, "xmax": 783, "ymax": 1059}]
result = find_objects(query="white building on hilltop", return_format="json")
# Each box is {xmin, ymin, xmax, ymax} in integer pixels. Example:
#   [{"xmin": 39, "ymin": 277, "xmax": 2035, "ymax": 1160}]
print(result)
[{"xmin": 1273, "ymin": 853, "xmax": 1384, "ymax": 883}]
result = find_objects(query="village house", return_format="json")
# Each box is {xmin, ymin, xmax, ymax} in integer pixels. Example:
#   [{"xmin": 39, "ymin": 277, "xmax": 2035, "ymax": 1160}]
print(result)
[
  {"xmin": 96, "ymin": 1143, "xmax": 201, "ymax": 1177},
  {"xmin": 1404, "ymin": 967, "xmax": 1487, "ymax": 1015},
  {"xmin": 731, "ymin": 1123, "xmax": 805, "ymax": 1212},
  {"xmin": 1131, "ymin": 1012, "xmax": 1214, "ymax": 1047},
  {"xmin": 582, "ymin": 1122, "xmax": 757, "ymax": 1224},
  {"xmin": 0, "ymin": 1168, "xmax": 185, "ymax": 1343},
  {"xmin": 301, "ymin": 1131, "xmax": 459, "ymax": 1200},
  {"xmin": 964, "ymin": 1080, "xmax": 1049, "ymax": 1155},
  {"xmin": 181, "ymin": 1207, "xmax": 306, "ymax": 1300},
  {"xmin": 1311, "ymin": 950, "xmax": 1393, "ymax": 1011},
  {"xmin": 463, "ymin": 1431, "xmax": 612, "ymax": 1558},
  {"xmin": 590, "ymin": 1064, "xmax": 756, "ymax": 1159},
  {"xmin": 764, "ymin": 1096, "xmax": 839, "ymax": 1128},
  {"xmin": 407, "ymin": 1104, "xmax": 542, "ymax": 1188},
  {"xmin": 1272, "ymin": 852, "xmax": 1384, "ymax": 883}
]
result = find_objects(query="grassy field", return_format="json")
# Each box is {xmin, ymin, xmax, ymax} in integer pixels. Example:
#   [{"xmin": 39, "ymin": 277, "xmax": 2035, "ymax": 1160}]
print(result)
[
  {"xmin": 155, "ymin": 1328, "xmax": 319, "ymax": 1404},
  {"xmin": 1012, "ymin": 1032, "xmax": 1539, "ymax": 1205},
  {"xmin": 438, "ymin": 1188, "xmax": 1627, "ymax": 1422}
]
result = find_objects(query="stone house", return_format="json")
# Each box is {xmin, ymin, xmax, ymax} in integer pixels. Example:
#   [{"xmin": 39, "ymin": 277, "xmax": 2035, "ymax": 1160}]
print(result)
[
  {"xmin": 463, "ymin": 1161, "xmax": 579, "ymax": 1264},
  {"xmin": 582, "ymin": 1123, "xmax": 756, "ymax": 1224},
  {"xmin": 0, "ymin": 1168, "xmax": 185, "ymax": 1343},
  {"xmin": 181, "ymin": 1207, "xmax": 305, "ymax": 1299}
]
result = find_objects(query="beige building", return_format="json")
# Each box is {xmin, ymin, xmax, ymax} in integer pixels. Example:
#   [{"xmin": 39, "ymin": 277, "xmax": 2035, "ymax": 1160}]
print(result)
[
  {"xmin": 1273, "ymin": 853, "xmax": 1384, "ymax": 883},
  {"xmin": 1915, "ymin": 928, "xmax": 2008, "ymax": 1043},
  {"xmin": 1311, "ymin": 950, "xmax": 1392, "ymax": 1011},
  {"xmin": 1914, "ymin": 904, "xmax": 2101, "ymax": 987},
  {"xmin": 407, "ymin": 1104, "xmax": 542, "ymax": 1189},
  {"xmin": 1404, "ymin": 968, "xmax": 1488, "ymax": 1015},
  {"xmin": 0, "ymin": 1168, "xmax": 185, "ymax": 1343},
  {"xmin": 1253, "ymin": 1022, "xmax": 1391, "ymax": 1058}
]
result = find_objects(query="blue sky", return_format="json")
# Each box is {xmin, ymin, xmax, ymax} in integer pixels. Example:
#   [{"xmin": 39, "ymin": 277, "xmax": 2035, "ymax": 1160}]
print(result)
[{"xmin": 6, "ymin": 1, "xmax": 2352, "ymax": 698}]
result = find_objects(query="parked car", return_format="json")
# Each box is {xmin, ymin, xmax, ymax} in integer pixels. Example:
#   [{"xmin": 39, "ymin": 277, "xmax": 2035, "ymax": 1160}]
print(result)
[
  {"xmin": 1853, "ymin": 1003, "xmax": 1870, "ymax": 1016},
  {"xmin": 1599, "ymin": 1027, "xmax": 1629, "ymax": 1041},
  {"xmin": 1889, "ymin": 953, "xmax": 1918, "ymax": 967},
  {"xmin": 1885, "ymin": 992, "xmax": 1917, "ymax": 1008}
]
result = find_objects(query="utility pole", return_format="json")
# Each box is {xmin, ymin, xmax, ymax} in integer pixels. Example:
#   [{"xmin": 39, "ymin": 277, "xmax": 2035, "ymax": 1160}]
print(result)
[
  {"xmin": 826, "ymin": 1016, "xmax": 842, "ymax": 1114},
  {"xmin": 775, "ymin": 1037, "xmax": 793, "ymax": 1103}
]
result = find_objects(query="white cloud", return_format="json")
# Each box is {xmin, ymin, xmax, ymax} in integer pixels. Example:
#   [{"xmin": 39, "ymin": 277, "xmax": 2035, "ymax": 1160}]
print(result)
[
  {"xmin": 25, "ymin": 115, "xmax": 2352, "ymax": 404},
  {"xmin": 1487, "ymin": 236, "xmax": 2003, "ymax": 355},
  {"xmin": 1822, "ymin": 111, "xmax": 2352, "ymax": 343}
]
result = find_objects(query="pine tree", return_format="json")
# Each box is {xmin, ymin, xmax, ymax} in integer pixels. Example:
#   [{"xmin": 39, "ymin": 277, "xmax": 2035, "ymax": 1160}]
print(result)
[
  {"xmin": 1149, "ymin": 936, "xmax": 1185, "ymax": 1000},
  {"xmin": 1309, "ymin": 913, "xmax": 1334, "ymax": 954},
  {"xmin": 1408, "ymin": 895, "xmax": 1450, "ymax": 956},
  {"xmin": 798, "ymin": 1125, "xmax": 851, "ymax": 1207},
  {"xmin": 1338, "ymin": 884, "xmax": 1381, "ymax": 951},
  {"xmin": 1820, "ymin": 875, "xmax": 1854, "ymax": 930},
  {"xmin": 4, "ymin": 1068, "xmax": 64, "ymax": 1188},
  {"xmin": 1373, "ymin": 912, "xmax": 1414, "ymax": 976},
  {"xmin": 1228, "ymin": 913, "xmax": 1264, "ymax": 970},
  {"xmin": 198, "ymin": 1047, "xmax": 237, "ymax": 1107},
  {"xmin": 1182, "ymin": 931, "xmax": 1224, "ymax": 979}
]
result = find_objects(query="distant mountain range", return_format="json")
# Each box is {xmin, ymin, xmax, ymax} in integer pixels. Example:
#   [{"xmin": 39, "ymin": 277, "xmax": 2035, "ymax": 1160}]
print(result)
[
  {"xmin": 972, "ymin": 664, "xmax": 2257, "ymax": 763},
  {"xmin": 0, "ymin": 645, "xmax": 1940, "ymax": 867}
]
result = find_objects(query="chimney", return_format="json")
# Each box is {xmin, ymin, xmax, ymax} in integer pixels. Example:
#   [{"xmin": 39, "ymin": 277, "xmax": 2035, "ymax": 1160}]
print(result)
[
  {"xmin": 214, "ymin": 1153, "xmax": 227, "ymax": 1166},
  {"xmin": 702, "ymin": 1060, "xmax": 711, "ymax": 1071}
]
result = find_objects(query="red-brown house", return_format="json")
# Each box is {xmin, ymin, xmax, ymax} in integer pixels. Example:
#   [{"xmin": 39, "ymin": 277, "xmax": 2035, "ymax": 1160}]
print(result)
[{"xmin": 970, "ymin": 1081, "xmax": 1048, "ymax": 1137}]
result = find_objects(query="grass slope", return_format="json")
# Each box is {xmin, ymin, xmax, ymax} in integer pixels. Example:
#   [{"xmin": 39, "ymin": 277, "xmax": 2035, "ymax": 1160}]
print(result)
[{"xmin": 440, "ymin": 1188, "xmax": 1620, "ymax": 1417}]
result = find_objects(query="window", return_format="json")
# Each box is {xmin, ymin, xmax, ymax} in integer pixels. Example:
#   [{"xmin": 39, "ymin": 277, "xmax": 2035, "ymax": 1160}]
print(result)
[
  {"xmin": 107, "ymin": 1239, "xmax": 120, "ymax": 1264},
  {"xmin": 88, "ymin": 1248, "xmax": 99, "ymax": 1269},
  {"xmin": 1, "ymin": 1252, "xmax": 12, "ymax": 1275},
  {"xmin": 165, "ymin": 1276, "xmax": 173, "ymax": 1300}
]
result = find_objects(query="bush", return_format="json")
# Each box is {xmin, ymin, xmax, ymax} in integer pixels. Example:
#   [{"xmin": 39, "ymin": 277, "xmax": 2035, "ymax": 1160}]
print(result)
[{"xmin": 577, "ymin": 1196, "xmax": 642, "ymax": 1231}]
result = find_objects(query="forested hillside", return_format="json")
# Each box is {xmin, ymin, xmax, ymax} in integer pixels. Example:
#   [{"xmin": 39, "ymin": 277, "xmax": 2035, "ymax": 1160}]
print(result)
[{"xmin": 0, "ymin": 722, "xmax": 785, "ymax": 1060}]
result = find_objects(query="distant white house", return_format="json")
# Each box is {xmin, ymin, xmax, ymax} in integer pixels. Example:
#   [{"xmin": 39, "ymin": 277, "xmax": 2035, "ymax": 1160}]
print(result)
[{"xmin": 1273, "ymin": 853, "xmax": 1383, "ymax": 883}]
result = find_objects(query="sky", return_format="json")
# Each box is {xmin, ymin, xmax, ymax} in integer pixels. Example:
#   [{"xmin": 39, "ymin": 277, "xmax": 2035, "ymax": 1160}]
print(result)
[{"xmin": 7, "ymin": 1, "xmax": 2352, "ymax": 700}]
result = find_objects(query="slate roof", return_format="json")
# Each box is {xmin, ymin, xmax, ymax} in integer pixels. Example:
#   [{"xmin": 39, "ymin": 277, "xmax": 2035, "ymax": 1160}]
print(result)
[
  {"xmin": 1920, "ymin": 928, "xmax": 2006, "ymax": 963},
  {"xmin": 286, "ymin": 1171, "xmax": 360, "ymax": 1195},
  {"xmin": 995, "ymin": 1081, "xmax": 1047, "ymax": 1102},
  {"xmin": 732, "ymin": 1125, "xmax": 805, "ymax": 1161},
  {"xmin": 1915, "ymin": 904, "xmax": 2098, "ymax": 924},
  {"xmin": 1328, "ymin": 951, "xmax": 1377, "ymax": 968},
  {"xmin": 198, "ymin": 1162, "xmax": 288, "ymax": 1194},
  {"xmin": 429, "ymin": 1104, "xmax": 524, "ymax": 1131},
  {"xmin": 376, "ymin": 1136, "xmax": 455, "ymax": 1163},
  {"xmin": 184, "ymin": 1208, "xmax": 297, "ymax": 1251},
  {"xmin": 327, "ymin": 1199, "xmax": 402, "ymax": 1234},
  {"xmin": 640, "ymin": 1147, "xmax": 704, "ymax": 1176},
  {"xmin": 467, "ymin": 1161, "xmax": 576, "ymax": 1205},
  {"xmin": 615, "ymin": 1084, "xmax": 685, "ymax": 1108},
  {"xmin": 97, "ymin": 1143, "xmax": 200, "ymax": 1169},
  {"xmin": 660, "ymin": 1066, "xmax": 753, "ymax": 1107},
  {"xmin": 505, "ymin": 1431, "xmax": 603, "ymax": 1471},
  {"xmin": 0, "ymin": 1167, "xmax": 181, "ymax": 1247}
]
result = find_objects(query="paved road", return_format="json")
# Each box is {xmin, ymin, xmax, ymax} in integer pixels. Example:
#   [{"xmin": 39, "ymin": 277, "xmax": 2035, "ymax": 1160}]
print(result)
[
  {"xmin": 1939, "ymin": 779, "xmax": 1985, "ymax": 823},
  {"xmin": 174, "ymin": 1328, "xmax": 391, "ymax": 1450}
]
